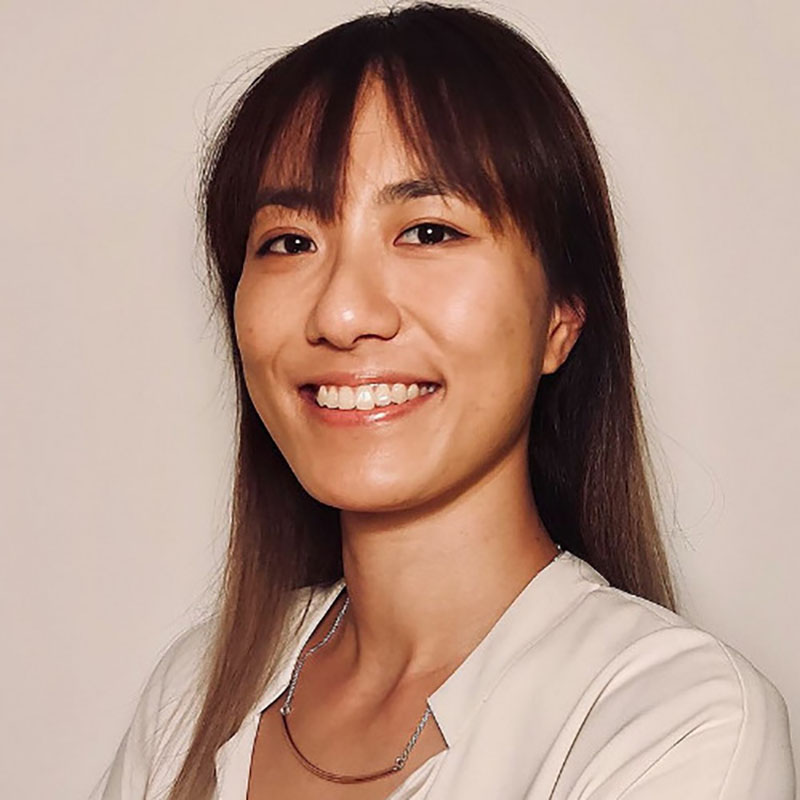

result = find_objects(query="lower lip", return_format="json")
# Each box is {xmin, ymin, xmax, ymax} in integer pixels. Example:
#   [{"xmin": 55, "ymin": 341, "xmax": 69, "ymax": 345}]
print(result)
[{"xmin": 298, "ymin": 385, "xmax": 443, "ymax": 427}]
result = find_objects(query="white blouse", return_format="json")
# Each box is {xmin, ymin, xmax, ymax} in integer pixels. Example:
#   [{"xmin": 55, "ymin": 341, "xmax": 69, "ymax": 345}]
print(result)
[{"xmin": 91, "ymin": 551, "xmax": 796, "ymax": 799}]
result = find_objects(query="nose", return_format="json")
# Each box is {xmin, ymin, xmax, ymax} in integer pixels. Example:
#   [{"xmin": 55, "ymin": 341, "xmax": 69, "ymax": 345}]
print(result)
[{"xmin": 305, "ymin": 243, "xmax": 401, "ymax": 350}]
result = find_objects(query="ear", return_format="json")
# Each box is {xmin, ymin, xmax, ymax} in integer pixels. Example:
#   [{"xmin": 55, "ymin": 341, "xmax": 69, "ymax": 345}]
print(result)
[{"xmin": 541, "ymin": 296, "xmax": 585, "ymax": 375}]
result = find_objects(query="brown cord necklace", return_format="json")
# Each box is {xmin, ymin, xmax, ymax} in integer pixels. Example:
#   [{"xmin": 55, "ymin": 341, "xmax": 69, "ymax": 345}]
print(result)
[
  {"xmin": 279, "ymin": 545, "xmax": 564, "ymax": 783},
  {"xmin": 279, "ymin": 590, "xmax": 432, "ymax": 783}
]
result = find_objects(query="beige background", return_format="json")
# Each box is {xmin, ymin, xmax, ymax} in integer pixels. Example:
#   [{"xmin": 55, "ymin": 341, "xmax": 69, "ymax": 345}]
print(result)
[{"xmin": 1, "ymin": 1, "xmax": 797, "ymax": 797}]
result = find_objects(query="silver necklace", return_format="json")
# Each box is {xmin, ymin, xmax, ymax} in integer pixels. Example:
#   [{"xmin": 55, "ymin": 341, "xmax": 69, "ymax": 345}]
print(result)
[
  {"xmin": 279, "ymin": 590, "xmax": 432, "ymax": 783},
  {"xmin": 279, "ymin": 544, "xmax": 564, "ymax": 783}
]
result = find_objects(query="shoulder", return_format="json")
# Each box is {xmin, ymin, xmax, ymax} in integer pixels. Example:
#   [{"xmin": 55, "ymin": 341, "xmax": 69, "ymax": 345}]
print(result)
[
  {"xmin": 132, "ymin": 583, "xmax": 320, "ymax": 724},
  {"xmin": 557, "ymin": 556, "xmax": 784, "ymax": 699},
  {"xmin": 132, "ymin": 583, "xmax": 319, "ymax": 740},
  {"xmin": 573, "ymin": 574, "xmax": 785, "ymax": 715},
  {"xmin": 93, "ymin": 585, "xmax": 323, "ymax": 798},
  {"xmin": 139, "ymin": 616, "xmax": 217, "ymax": 725},
  {"xmin": 90, "ymin": 618, "xmax": 217, "ymax": 799},
  {"xmin": 544, "ymin": 561, "xmax": 796, "ymax": 798}
]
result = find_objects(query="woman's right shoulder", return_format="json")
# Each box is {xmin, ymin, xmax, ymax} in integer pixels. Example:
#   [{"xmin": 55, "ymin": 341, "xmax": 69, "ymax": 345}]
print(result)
[
  {"xmin": 145, "ymin": 616, "xmax": 217, "ymax": 702},
  {"xmin": 143, "ymin": 584, "xmax": 319, "ymax": 705},
  {"xmin": 91, "ymin": 586, "xmax": 318, "ymax": 800},
  {"xmin": 89, "ymin": 618, "xmax": 217, "ymax": 799}
]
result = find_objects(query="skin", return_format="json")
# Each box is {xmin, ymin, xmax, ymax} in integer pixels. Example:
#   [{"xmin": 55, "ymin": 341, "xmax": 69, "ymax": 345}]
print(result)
[{"xmin": 234, "ymin": 76, "xmax": 584, "ymax": 721}]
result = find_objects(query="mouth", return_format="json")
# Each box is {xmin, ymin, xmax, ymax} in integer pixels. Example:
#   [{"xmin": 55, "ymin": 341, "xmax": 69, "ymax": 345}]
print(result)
[
  {"xmin": 300, "ymin": 381, "xmax": 441, "ymax": 406},
  {"xmin": 297, "ymin": 381, "xmax": 444, "ymax": 426}
]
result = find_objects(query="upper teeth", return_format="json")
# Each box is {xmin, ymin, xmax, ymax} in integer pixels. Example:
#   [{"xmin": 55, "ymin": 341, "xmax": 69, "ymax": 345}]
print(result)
[{"xmin": 314, "ymin": 382, "xmax": 438, "ymax": 410}]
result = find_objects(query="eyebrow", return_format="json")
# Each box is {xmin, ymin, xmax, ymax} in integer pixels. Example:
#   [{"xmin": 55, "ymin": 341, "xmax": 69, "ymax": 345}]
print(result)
[
  {"xmin": 252, "ymin": 177, "xmax": 460, "ymax": 216},
  {"xmin": 377, "ymin": 177, "xmax": 458, "ymax": 205}
]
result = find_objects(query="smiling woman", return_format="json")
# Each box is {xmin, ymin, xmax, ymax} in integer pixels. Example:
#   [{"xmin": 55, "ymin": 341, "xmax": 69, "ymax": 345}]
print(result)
[
  {"xmin": 92, "ymin": 3, "xmax": 794, "ymax": 800},
  {"xmin": 234, "ymin": 79, "xmax": 578, "ymax": 494}
]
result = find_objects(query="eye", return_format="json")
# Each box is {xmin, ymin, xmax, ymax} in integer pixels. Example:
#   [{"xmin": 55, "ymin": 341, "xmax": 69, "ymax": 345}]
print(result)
[
  {"xmin": 396, "ymin": 222, "xmax": 467, "ymax": 246},
  {"xmin": 255, "ymin": 233, "xmax": 316, "ymax": 257}
]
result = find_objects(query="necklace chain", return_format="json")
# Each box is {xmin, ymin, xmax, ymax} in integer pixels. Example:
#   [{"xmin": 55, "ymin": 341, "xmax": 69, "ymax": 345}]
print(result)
[
  {"xmin": 279, "ymin": 544, "xmax": 565, "ymax": 783},
  {"xmin": 279, "ymin": 591, "xmax": 433, "ymax": 782}
]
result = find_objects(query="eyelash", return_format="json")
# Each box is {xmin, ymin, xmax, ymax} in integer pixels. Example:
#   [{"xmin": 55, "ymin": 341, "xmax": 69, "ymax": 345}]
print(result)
[
  {"xmin": 254, "ymin": 222, "xmax": 467, "ymax": 258},
  {"xmin": 397, "ymin": 222, "xmax": 468, "ymax": 248}
]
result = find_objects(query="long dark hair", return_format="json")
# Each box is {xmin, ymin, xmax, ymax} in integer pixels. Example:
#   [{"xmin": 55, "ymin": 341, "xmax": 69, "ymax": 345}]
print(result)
[{"xmin": 168, "ymin": 4, "xmax": 676, "ymax": 797}]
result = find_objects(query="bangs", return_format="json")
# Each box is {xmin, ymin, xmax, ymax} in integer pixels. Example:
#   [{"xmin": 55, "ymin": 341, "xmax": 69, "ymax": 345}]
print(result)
[
  {"xmin": 244, "ymin": 7, "xmax": 556, "ymax": 244},
  {"xmin": 204, "ymin": 4, "xmax": 590, "ymax": 302},
  {"xmin": 259, "ymin": 54, "xmax": 512, "ymax": 238}
]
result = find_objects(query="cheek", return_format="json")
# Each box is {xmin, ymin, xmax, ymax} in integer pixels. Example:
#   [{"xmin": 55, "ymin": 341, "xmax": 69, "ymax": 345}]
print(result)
[
  {"xmin": 433, "ymin": 270, "xmax": 541, "ymax": 383},
  {"xmin": 232, "ymin": 278, "xmax": 288, "ymax": 419},
  {"xmin": 232, "ymin": 277, "xmax": 255, "ymax": 356},
  {"xmin": 233, "ymin": 275, "xmax": 280, "ymax": 365},
  {"xmin": 232, "ymin": 280, "xmax": 294, "ymax": 436}
]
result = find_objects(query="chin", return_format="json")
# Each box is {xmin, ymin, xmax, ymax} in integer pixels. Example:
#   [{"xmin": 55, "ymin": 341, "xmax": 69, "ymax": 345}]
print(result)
[{"xmin": 299, "ymin": 474, "xmax": 428, "ymax": 514}]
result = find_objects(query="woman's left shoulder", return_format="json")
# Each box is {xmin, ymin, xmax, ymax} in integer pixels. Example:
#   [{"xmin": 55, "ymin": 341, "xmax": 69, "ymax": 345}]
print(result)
[
  {"xmin": 557, "ymin": 574, "xmax": 796, "ymax": 798},
  {"xmin": 582, "ymin": 578, "xmax": 780, "ymax": 693},
  {"xmin": 564, "ymin": 556, "xmax": 784, "ymax": 695}
]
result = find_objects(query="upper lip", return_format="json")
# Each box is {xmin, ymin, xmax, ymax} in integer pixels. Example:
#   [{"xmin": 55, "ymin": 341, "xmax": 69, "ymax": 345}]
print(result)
[{"xmin": 298, "ymin": 370, "xmax": 442, "ymax": 389}]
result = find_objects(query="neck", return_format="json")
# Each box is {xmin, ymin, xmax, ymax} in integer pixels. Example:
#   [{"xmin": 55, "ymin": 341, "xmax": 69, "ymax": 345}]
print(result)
[{"xmin": 331, "ymin": 447, "xmax": 558, "ymax": 694}]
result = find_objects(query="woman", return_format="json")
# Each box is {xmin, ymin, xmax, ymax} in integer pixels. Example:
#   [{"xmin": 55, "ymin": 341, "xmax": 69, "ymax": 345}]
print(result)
[{"xmin": 93, "ymin": 3, "xmax": 794, "ymax": 799}]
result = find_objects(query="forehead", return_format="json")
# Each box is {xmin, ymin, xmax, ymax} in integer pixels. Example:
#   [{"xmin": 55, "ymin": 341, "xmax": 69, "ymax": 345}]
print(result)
[
  {"xmin": 348, "ymin": 107, "xmax": 418, "ymax": 194},
  {"xmin": 262, "ymin": 77, "xmax": 421, "ymax": 196},
  {"xmin": 253, "ymin": 72, "xmax": 514, "ymax": 240}
]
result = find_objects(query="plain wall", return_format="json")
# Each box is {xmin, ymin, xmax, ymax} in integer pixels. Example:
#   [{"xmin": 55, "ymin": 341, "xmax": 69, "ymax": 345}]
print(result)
[{"xmin": 1, "ymin": 1, "xmax": 797, "ymax": 797}]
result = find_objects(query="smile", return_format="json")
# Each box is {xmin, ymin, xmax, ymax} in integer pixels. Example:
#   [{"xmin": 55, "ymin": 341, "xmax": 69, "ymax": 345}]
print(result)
[
  {"xmin": 313, "ymin": 381, "xmax": 439, "ymax": 410},
  {"xmin": 298, "ymin": 382, "xmax": 443, "ymax": 426}
]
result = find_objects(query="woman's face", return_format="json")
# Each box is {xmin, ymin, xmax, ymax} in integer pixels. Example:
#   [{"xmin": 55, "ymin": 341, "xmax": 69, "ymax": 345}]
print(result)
[{"xmin": 234, "ymin": 80, "xmax": 580, "ymax": 512}]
